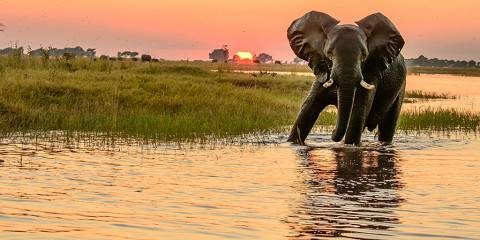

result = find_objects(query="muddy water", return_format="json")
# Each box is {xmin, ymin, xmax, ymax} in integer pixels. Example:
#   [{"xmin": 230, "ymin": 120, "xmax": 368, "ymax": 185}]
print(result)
[{"xmin": 0, "ymin": 74, "xmax": 479, "ymax": 239}]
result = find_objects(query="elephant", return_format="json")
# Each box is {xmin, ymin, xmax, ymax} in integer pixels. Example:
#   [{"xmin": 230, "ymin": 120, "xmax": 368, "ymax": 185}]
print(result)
[{"xmin": 287, "ymin": 12, "xmax": 406, "ymax": 145}]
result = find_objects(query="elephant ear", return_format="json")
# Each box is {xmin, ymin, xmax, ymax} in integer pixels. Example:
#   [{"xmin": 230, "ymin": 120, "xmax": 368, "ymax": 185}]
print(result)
[
  {"xmin": 287, "ymin": 11, "xmax": 339, "ymax": 75},
  {"xmin": 356, "ymin": 13, "xmax": 404, "ymax": 70}
]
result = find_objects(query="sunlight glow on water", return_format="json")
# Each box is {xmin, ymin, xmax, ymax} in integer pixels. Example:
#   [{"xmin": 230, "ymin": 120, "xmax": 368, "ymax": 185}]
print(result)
[
  {"xmin": 0, "ymin": 74, "xmax": 479, "ymax": 239},
  {"xmin": 0, "ymin": 133, "xmax": 479, "ymax": 239}
]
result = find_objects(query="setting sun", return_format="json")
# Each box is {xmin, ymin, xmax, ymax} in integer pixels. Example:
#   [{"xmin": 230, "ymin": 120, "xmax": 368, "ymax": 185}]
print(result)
[
  {"xmin": 235, "ymin": 52, "xmax": 253, "ymax": 60},
  {"xmin": 233, "ymin": 51, "xmax": 254, "ymax": 64},
  {"xmin": 235, "ymin": 51, "xmax": 253, "ymax": 60}
]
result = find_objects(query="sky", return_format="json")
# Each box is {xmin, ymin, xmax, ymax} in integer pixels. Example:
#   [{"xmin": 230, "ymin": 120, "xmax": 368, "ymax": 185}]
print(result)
[{"xmin": 0, "ymin": 0, "xmax": 479, "ymax": 61}]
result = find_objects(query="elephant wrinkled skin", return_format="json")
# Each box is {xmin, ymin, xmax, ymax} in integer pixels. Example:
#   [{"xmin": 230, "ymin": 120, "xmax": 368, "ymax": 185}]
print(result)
[{"xmin": 287, "ymin": 12, "xmax": 406, "ymax": 145}]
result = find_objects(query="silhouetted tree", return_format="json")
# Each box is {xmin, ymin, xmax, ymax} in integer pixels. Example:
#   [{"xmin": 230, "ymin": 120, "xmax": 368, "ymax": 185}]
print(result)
[
  {"xmin": 256, "ymin": 53, "xmax": 273, "ymax": 63},
  {"xmin": 468, "ymin": 60, "xmax": 476, "ymax": 68},
  {"xmin": 209, "ymin": 45, "xmax": 229, "ymax": 63},
  {"xmin": 141, "ymin": 54, "xmax": 152, "ymax": 62},
  {"xmin": 118, "ymin": 51, "xmax": 139, "ymax": 59},
  {"xmin": 406, "ymin": 55, "xmax": 478, "ymax": 68}
]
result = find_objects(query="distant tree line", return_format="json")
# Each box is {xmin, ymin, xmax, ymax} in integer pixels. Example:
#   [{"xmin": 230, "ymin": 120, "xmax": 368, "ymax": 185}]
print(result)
[
  {"xmin": 406, "ymin": 55, "xmax": 479, "ymax": 68},
  {"xmin": 0, "ymin": 46, "xmax": 96, "ymax": 58},
  {"xmin": 0, "ymin": 45, "xmax": 162, "ymax": 62}
]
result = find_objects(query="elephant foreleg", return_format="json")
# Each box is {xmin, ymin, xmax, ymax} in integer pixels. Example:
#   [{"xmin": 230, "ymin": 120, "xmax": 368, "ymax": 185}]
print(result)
[
  {"xmin": 378, "ymin": 90, "xmax": 404, "ymax": 143},
  {"xmin": 344, "ymin": 85, "xmax": 376, "ymax": 145},
  {"xmin": 288, "ymin": 75, "xmax": 336, "ymax": 144}
]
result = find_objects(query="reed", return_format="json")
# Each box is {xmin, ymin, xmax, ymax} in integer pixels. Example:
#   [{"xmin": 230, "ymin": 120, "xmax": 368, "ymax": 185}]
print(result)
[
  {"xmin": 0, "ymin": 56, "xmax": 477, "ymax": 140},
  {"xmin": 405, "ymin": 90, "xmax": 456, "ymax": 99}
]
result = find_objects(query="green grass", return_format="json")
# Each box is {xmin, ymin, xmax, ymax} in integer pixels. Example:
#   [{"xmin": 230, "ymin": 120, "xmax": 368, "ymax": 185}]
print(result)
[
  {"xmin": 405, "ymin": 90, "xmax": 456, "ymax": 99},
  {"xmin": 0, "ymin": 55, "xmax": 477, "ymax": 140},
  {"xmin": 399, "ymin": 108, "xmax": 479, "ymax": 132},
  {"xmin": 0, "ymin": 56, "xmax": 317, "ymax": 139}
]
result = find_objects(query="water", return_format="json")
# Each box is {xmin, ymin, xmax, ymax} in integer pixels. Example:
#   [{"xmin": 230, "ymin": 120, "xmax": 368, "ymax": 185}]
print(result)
[
  {"xmin": 0, "ymin": 74, "xmax": 479, "ymax": 239},
  {"xmin": 405, "ymin": 74, "xmax": 480, "ymax": 112}
]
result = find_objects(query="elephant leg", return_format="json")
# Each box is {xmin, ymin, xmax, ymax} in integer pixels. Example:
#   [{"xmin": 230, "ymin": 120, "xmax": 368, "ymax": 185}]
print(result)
[
  {"xmin": 378, "ymin": 90, "xmax": 404, "ymax": 143},
  {"xmin": 288, "ymin": 76, "xmax": 336, "ymax": 144},
  {"xmin": 344, "ymin": 86, "xmax": 376, "ymax": 145}
]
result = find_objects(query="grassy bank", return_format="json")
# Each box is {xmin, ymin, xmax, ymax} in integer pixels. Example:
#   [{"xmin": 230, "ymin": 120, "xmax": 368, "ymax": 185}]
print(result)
[
  {"xmin": 0, "ymin": 56, "xmax": 477, "ymax": 139},
  {"xmin": 405, "ymin": 90, "xmax": 456, "ymax": 99},
  {"xmin": 399, "ymin": 108, "xmax": 479, "ymax": 132},
  {"xmin": 0, "ymin": 56, "xmax": 315, "ymax": 139}
]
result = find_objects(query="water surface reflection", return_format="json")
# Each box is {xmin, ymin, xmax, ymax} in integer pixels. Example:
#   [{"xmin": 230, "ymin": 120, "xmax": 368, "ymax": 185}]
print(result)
[
  {"xmin": 0, "ymin": 133, "xmax": 479, "ymax": 239},
  {"xmin": 288, "ymin": 146, "xmax": 403, "ymax": 239}
]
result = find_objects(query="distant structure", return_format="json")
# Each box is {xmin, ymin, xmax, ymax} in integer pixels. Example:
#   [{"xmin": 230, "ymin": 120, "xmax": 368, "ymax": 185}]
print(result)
[
  {"xmin": 209, "ymin": 45, "xmax": 229, "ymax": 63},
  {"xmin": 256, "ymin": 53, "xmax": 273, "ymax": 64},
  {"xmin": 28, "ymin": 46, "xmax": 96, "ymax": 58}
]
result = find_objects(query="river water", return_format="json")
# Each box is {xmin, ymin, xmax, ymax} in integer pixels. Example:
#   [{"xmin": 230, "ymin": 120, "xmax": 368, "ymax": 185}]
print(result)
[{"xmin": 0, "ymin": 74, "xmax": 479, "ymax": 239}]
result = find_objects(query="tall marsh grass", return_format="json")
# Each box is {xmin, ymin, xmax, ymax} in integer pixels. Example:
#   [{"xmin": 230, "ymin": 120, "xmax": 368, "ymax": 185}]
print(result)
[
  {"xmin": 0, "ymin": 55, "xmax": 477, "ymax": 139},
  {"xmin": 0, "ymin": 56, "xmax": 316, "ymax": 139},
  {"xmin": 405, "ymin": 90, "xmax": 456, "ymax": 99},
  {"xmin": 399, "ymin": 108, "xmax": 479, "ymax": 132}
]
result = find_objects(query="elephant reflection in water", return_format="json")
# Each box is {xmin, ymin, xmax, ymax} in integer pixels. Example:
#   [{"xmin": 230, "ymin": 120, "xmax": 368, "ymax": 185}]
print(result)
[{"xmin": 287, "ymin": 147, "xmax": 403, "ymax": 239}]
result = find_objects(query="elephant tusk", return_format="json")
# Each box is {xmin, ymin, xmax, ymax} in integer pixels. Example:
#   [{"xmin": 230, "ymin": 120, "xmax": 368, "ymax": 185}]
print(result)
[
  {"xmin": 360, "ymin": 79, "xmax": 375, "ymax": 90},
  {"xmin": 323, "ymin": 78, "xmax": 334, "ymax": 88}
]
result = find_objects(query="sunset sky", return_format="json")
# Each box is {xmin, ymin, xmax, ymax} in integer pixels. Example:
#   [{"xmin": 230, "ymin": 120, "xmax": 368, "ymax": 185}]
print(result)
[{"xmin": 1, "ymin": 0, "xmax": 479, "ymax": 61}]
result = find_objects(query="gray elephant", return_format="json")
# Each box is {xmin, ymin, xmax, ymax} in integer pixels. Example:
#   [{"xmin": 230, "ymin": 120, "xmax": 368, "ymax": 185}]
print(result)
[{"xmin": 287, "ymin": 12, "xmax": 406, "ymax": 145}]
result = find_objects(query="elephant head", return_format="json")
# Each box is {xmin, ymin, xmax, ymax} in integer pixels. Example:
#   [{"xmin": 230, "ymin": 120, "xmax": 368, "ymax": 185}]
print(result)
[{"xmin": 288, "ymin": 12, "xmax": 404, "ymax": 143}]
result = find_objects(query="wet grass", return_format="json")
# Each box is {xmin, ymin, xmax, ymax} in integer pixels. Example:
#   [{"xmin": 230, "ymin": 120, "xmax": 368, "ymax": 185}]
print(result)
[
  {"xmin": 399, "ymin": 108, "xmax": 479, "ymax": 132},
  {"xmin": 0, "ymin": 56, "xmax": 317, "ymax": 139},
  {"xmin": 405, "ymin": 90, "xmax": 456, "ymax": 99},
  {"xmin": 0, "ymin": 56, "xmax": 477, "ymax": 139}
]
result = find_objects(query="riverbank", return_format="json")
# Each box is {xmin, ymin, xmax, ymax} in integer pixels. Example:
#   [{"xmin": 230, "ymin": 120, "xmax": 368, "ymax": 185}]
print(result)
[{"xmin": 0, "ymin": 57, "xmax": 478, "ymax": 139}]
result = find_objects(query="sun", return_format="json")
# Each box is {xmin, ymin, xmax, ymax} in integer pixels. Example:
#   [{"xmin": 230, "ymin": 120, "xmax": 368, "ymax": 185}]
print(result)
[
  {"xmin": 235, "ymin": 51, "xmax": 253, "ymax": 60},
  {"xmin": 233, "ymin": 51, "xmax": 254, "ymax": 64}
]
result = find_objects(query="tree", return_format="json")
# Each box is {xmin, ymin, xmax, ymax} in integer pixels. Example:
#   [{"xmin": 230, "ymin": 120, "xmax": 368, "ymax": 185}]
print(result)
[
  {"xmin": 468, "ymin": 60, "xmax": 476, "ymax": 68},
  {"xmin": 256, "ymin": 53, "xmax": 273, "ymax": 63},
  {"xmin": 85, "ymin": 48, "xmax": 96, "ymax": 58},
  {"xmin": 141, "ymin": 54, "xmax": 152, "ymax": 62},
  {"xmin": 209, "ymin": 45, "xmax": 229, "ymax": 63},
  {"xmin": 118, "ymin": 51, "xmax": 139, "ymax": 59}
]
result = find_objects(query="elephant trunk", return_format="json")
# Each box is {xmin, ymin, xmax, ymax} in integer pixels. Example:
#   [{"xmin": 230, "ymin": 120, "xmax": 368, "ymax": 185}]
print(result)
[
  {"xmin": 331, "ymin": 86, "xmax": 356, "ymax": 142},
  {"xmin": 344, "ymin": 81, "xmax": 376, "ymax": 145}
]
